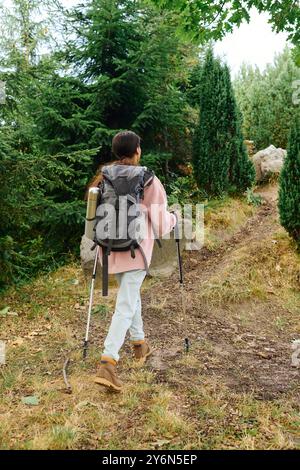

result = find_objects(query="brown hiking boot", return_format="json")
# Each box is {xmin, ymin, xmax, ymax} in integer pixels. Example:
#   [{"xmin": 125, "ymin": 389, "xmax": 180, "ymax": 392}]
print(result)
[
  {"xmin": 94, "ymin": 356, "xmax": 123, "ymax": 393},
  {"xmin": 132, "ymin": 340, "xmax": 152, "ymax": 364}
]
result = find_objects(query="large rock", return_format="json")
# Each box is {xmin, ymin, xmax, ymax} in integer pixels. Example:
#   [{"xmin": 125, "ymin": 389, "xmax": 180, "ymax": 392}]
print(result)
[
  {"xmin": 252, "ymin": 145, "xmax": 286, "ymax": 182},
  {"xmin": 80, "ymin": 214, "xmax": 195, "ymax": 288}
]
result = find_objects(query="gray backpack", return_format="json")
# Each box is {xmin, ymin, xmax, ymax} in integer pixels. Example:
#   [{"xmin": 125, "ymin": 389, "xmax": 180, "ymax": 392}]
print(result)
[{"xmin": 91, "ymin": 164, "xmax": 161, "ymax": 295}]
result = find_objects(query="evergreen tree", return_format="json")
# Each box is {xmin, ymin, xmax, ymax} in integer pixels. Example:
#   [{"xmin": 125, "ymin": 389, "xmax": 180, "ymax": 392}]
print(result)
[
  {"xmin": 234, "ymin": 64, "xmax": 271, "ymax": 150},
  {"xmin": 33, "ymin": 70, "xmax": 95, "ymax": 155},
  {"xmin": 192, "ymin": 49, "xmax": 230, "ymax": 196},
  {"xmin": 278, "ymin": 114, "xmax": 300, "ymax": 246},
  {"xmin": 62, "ymin": 0, "xmax": 197, "ymax": 165},
  {"xmin": 0, "ymin": 0, "xmax": 96, "ymax": 291},
  {"xmin": 0, "ymin": 0, "xmax": 200, "ymax": 290},
  {"xmin": 234, "ymin": 48, "xmax": 300, "ymax": 149},
  {"xmin": 223, "ymin": 64, "xmax": 255, "ymax": 192}
]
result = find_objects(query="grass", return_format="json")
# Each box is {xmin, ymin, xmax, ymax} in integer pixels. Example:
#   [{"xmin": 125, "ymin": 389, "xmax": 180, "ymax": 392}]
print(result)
[
  {"xmin": 204, "ymin": 196, "xmax": 255, "ymax": 250},
  {"xmin": 146, "ymin": 389, "xmax": 192, "ymax": 439},
  {"xmin": 185, "ymin": 378, "xmax": 300, "ymax": 449},
  {"xmin": 199, "ymin": 228, "xmax": 300, "ymax": 312},
  {"xmin": 0, "ymin": 189, "xmax": 300, "ymax": 450}
]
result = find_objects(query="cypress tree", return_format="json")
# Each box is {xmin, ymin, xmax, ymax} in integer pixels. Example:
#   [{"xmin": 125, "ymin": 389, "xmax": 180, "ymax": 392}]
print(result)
[
  {"xmin": 235, "ymin": 49, "xmax": 300, "ymax": 149},
  {"xmin": 278, "ymin": 115, "xmax": 300, "ymax": 246},
  {"xmin": 192, "ymin": 49, "xmax": 230, "ymax": 196},
  {"xmin": 223, "ymin": 64, "xmax": 255, "ymax": 193}
]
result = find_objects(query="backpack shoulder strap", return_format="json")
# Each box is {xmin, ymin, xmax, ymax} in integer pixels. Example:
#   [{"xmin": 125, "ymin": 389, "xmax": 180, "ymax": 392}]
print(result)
[
  {"xmin": 136, "ymin": 167, "xmax": 154, "ymax": 201},
  {"xmin": 143, "ymin": 168, "xmax": 155, "ymax": 188}
]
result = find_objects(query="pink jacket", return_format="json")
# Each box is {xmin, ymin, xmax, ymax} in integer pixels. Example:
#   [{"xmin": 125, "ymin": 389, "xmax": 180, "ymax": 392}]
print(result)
[{"xmin": 98, "ymin": 175, "xmax": 176, "ymax": 274}]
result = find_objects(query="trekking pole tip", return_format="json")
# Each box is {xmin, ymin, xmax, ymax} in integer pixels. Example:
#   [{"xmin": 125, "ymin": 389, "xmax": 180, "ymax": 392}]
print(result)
[
  {"xmin": 83, "ymin": 340, "xmax": 88, "ymax": 360},
  {"xmin": 184, "ymin": 338, "xmax": 190, "ymax": 354}
]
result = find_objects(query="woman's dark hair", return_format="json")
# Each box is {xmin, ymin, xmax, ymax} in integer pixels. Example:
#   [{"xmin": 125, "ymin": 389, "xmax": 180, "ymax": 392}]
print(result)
[
  {"xmin": 112, "ymin": 131, "xmax": 141, "ymax": 159},
  {"xmin": 85, "ymin": 131, "xmax": 141, "ymax": 200}
]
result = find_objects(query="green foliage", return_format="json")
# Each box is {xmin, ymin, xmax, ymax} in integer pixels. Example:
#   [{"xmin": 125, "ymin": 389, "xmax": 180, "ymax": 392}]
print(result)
[
  {"xmin": 62, "ymin": 0, "xmax": 197, "ymax": 163},
  {"xmin": 278, "ymin": 114, "xmax": 300, "ymax": 246},
  {"xmin": 149, "ymin": 1, "xmax": 300, "ymax": 45},
  {"xmin": 0, "ymin": 0, "xmax": 201, "ymax": 291},
  {"xmin": 192, "ymin": 49, "xmax": 254, "ymax": 197},
  {"xmin": 234, "ymin": 48, "xmax": 300, "ymax": 149},
  {"xmin": 292, "ymin": 46, "xmax": 300, "ymax": 67},
  {"xmin": 246, "ymin": 189, "xmax": 262, "ymax": 207},
  {"xmin": 223, "ymin": 65, "xmax": 255, "ymax": 193},
  {"xmin": 140, "ymin": 152, "xmax": 173, "ymax": 184},
  {"xmin": 167, "ymin": 174, "xmax": 204, "ymax": 206},
  {"xmin": 192, "ymin": 49, "xmax": 230, "ymax": 197},
  {"xmin": 33, "ymin": 73, "xmax": 96, "ymax": 155},
  {"xmin": 1, "ymin": 0, "xmax": 295, "ymax": 291},
  {"xmin": 0, "ymin": 148, "xmax": 96, "ymax": 292}
]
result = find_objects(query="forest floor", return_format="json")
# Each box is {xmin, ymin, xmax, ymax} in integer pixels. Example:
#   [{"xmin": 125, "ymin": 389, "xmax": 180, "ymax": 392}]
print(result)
[{"xmin": 1, "ymin": 183, "xmax": 300, "ymax": 450}]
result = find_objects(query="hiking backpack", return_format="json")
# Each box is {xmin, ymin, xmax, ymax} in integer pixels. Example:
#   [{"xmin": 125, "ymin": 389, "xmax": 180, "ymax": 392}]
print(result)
[{"xmin": 90, "ymin": 164, "xmax": 161, "ymax": 296}]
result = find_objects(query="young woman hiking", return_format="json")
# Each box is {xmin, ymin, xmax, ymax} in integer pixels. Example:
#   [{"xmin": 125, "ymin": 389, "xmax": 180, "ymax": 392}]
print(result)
[{"xmin": 87, "ymin": 131, "xmax": 176, "ymax": 392}]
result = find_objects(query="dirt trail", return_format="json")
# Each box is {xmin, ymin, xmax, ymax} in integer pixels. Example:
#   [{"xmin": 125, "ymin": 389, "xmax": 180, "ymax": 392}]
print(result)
[
  {"xmin": 138, "ymin": 186, "xmax": 300, "ymax": 401},
  {"xmin": 1, "ymin": 184, "xmax": 299, "ymax": 449}
]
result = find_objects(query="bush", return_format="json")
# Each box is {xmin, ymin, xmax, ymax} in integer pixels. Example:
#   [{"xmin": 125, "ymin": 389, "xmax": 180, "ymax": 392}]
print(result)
[
  {"xmin": 0, "ymin": 149, "xmax": 96, "ymax": 292},
  {"xmin": 278, "ymin": 115, "xmax": 300, "ymax": 246}
]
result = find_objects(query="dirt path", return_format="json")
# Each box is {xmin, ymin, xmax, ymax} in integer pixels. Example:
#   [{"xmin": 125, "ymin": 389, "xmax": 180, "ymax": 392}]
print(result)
[
  {"xmin": 1, "ymin": 184, "xmax": 299, "ymax": 449},
  {"xmin": 138, "ymin": 186, "xmax": 300, "ymax": 401}
]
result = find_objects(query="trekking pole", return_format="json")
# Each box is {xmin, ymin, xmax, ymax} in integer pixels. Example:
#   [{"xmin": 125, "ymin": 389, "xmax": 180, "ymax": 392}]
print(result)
[
  {"xmin": 83, "ymin": 244, "xmax": 100, "ymax": 359},
  {"xmin": 173, "ymin": 213, "xmax": 190, "ymax": 353},
  {"xmin": 174, "ymin": 215, "xmax": 183, "ymax": 285}
]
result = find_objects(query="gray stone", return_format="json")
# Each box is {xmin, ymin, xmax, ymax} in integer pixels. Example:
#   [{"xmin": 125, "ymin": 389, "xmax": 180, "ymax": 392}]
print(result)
[{"xmin": 252, "ymin": 145, "xmax": 286, "ymax": 182}]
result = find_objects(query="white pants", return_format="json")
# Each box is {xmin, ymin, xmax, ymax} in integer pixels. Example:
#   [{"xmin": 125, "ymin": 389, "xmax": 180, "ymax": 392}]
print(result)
[{"xmin": 103, "ymin": 269, "xmax": 147, "ymax": 362}]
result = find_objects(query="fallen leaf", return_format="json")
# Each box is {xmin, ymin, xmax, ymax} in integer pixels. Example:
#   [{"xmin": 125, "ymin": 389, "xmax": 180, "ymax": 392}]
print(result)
[
  {"xmin": 21, "ymin": 396, "xmax": 39, "ymax": 406},
  {"xmin": 151, "ymin": 439, "xmax": 171, "ymax": 448},
  {"xmin": 0, "ymin": 306, "xmax": 10, "ymax": 316},
  {"xmin": 7, "ymin": 311, "xmax": 19, "ymax": 317},
  {"xmin": 26, "ymin": 331, "xmax": 48, "ymax": 339}
]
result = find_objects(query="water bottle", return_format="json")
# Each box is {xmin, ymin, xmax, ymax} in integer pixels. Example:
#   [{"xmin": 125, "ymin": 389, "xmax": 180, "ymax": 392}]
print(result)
[{"xmin": 84, "ymin": 187, "xmax": 100, "ymax": 240}]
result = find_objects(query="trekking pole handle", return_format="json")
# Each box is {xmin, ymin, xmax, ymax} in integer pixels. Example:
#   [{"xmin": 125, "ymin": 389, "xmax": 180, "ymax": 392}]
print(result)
[{"xmin": 173, "ymin": 212, "xmax": 180, "ymax": 242}]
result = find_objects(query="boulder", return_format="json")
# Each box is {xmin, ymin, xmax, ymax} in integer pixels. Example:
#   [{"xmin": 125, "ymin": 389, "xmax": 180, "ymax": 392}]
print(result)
[{"xmin": 252, "ymin": 145, "xmax": 286, "ymax": 182}]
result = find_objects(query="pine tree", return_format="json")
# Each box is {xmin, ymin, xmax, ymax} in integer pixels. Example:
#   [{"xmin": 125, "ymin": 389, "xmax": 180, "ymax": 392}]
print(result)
[
  {"xmin": 0, "ymin": 0, "xmax": 200, "ymax": 290},
  {"xmin": 56, "ymin": 0, "xmax": 197, "ymax": 165},
  {"xmin": 0, "ymin": 0, "xmax": 96, "ymax": 290},
  {"xmin": 223, "ymin": 64, "xmax": 255, "ymax": 192},
  {"xmin": 278, "ymin": 114, "xmax": 300, "ymax": 246},
  {"xmin": 192, "ymin": 49, "xmax": 230, "ymax": 196},
  {"xmin": 234, "ymin": 48, "xmax": 300, "ymax": 149}
]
